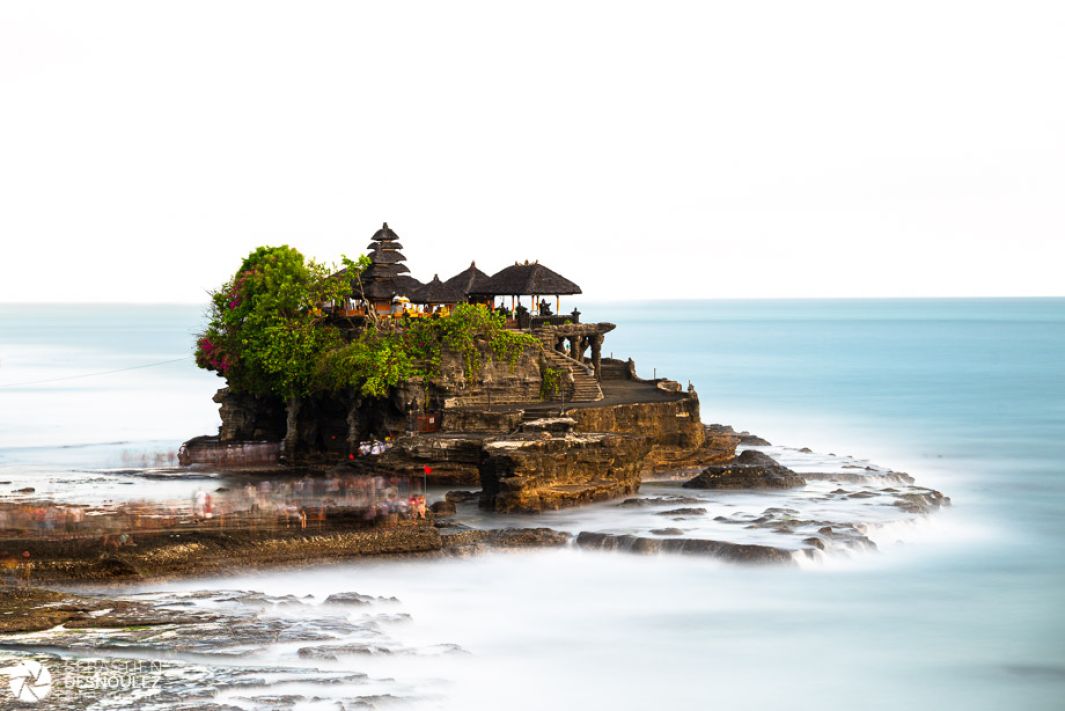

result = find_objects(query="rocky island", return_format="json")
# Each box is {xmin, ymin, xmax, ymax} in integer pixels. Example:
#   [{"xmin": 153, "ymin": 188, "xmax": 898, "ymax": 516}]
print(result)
[
  {"xmin": 0, "ymin": 226, "xmax": 958, "ymax": 710},
  {"xmin": 181, "ymin": 223, "xmax": 739, "ymax": 513},
  {"xmin": 4, "ymin": 223, "xmax": 951, "ymax": 589}
]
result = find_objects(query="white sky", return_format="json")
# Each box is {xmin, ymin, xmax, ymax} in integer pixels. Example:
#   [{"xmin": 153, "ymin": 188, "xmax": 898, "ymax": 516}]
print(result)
[{"xmin": 1, "ymin": 1, "xmax": 1062, "ymax": 302}]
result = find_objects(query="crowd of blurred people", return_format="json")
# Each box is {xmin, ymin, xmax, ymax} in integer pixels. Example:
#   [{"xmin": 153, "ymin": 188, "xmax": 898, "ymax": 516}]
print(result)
[{"xmin": 0, "ymin": 472, "xmax": 428, "ymax": 543}]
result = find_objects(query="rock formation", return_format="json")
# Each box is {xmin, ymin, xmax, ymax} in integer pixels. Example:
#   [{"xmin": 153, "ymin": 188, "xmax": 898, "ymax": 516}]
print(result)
[
  {"xmin": 683, "ymin": 449, "xmax": 806, "ymax": 490},
  {"xmin": 184, "ymin": 332, "xmax": 741, "ymax": 512},
  {"xmin": 479, "ymin": 432, "xmax": 650, "ymax": 513}
]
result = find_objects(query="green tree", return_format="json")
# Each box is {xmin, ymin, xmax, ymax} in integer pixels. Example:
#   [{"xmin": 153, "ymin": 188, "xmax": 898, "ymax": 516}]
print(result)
[{"xmin": 195, "ymin": 245, "xmax": 351, "ymax": 453}]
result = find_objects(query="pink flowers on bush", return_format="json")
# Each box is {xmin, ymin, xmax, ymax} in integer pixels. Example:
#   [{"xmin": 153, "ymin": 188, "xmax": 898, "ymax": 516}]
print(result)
[{"xmin": 197, "ymin": 336, "xmax": 231, "ymax": 374}]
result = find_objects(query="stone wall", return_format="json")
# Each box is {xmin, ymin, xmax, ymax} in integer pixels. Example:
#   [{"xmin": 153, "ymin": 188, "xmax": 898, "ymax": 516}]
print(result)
[
  {"xmin": 439, "ymin": 348, "xmax": 543, "ymax": 407},
  {"xmin": 440, "ymin": 408, "xmax": 523, "ymax": 433}
]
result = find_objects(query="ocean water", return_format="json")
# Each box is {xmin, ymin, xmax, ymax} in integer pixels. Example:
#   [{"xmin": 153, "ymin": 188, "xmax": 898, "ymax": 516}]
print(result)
[{"xmin": 1, "ymin": 299, "xmax": 1064, "ymax": 710}]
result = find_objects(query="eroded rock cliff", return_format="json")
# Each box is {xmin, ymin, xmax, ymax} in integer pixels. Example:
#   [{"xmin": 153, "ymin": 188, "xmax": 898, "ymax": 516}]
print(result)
[{"xmin": 479, "ymin": 432, "xmax": 650, "ymax": 513}]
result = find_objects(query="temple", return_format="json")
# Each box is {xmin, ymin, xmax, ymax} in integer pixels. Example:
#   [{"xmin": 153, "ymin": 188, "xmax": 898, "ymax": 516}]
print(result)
[
  {"xmin": 331, "ymin": 222, "xmax": 613, "ymax": 397},
  {"xmin": 183, "ymin": 221, "xmax": 733, "ymax": 514}
]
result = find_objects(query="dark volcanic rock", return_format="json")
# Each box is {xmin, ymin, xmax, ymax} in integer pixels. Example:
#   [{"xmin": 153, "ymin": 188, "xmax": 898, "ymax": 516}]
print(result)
[
  {"xmin": 616, "ymin": 496, "xmax": 702, "ymax": 507},
  {"xmin": 430, "ymin": 500, "xmax": 457, "ymax": 516},
  {"xmin": 706, "ymin": 424, "xmax": 771, "ymax": 446},
  {"xmin": 323, "ymin": 592, "xmax": 399, "ymax": 606},
  {"xmin": 656, "ymin": 507, "xmax": 707, "ymax": 517},
  {"xmin": 440, "ymin": 527, "xmax": 571, "ymax": 554},
  {"xmin": 893, "ymin": 488, "xmax": 951, "ymax": 513},
  {"xmin": 683, "ymin": 449, "xmax": 806, "ymax": 490},
  {"xmin": 576, "ymin": 531, "xmax": 794, "ymax": 564},
  {"xmin": 803, "ymin": 537, "xmax": 826, "ymax": 550},
  {"xmin": 445, "ymin": 490, "xmax": 479, "ymax": 503}
]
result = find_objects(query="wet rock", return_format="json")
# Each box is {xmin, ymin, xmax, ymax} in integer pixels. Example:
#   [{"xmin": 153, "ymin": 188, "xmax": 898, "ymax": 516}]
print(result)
[
  {"xmin": 799, "ymin": 447, "xmax": 813, "ymax": 453},
  {"xmin": 616, "ymin": 496, "xmax": 702, "ymax": 507},
  {"xmin": 15, "ymin": 487, "xmax": 35, "ymax": 493},
  {"xmin": 298, "ymin": 643, "xmax": 393, "ymax": 660},
  {"xmin": 893, "ymin": 488, "xmax": 951, "ymax": 513},
  {"xmin": 656, "ymin": 507, "xmax": 707, "ymax": 516},
  {"xmin": 324, "ymin": 592, "xmax": 400, "ymax": 606},
  {"xmin": 0, "ymin": 588, "xmax": 215, "ymax": 634},
  {"xmin": 444, "ymin": 490, "xmax": 479, "ymax": 503},
  {"xmin": 650, "ymin": 528, "xmax": 684, "ymax": 536},
  {"xmin": 430, "ymin": 500, "xmax": 457, "ymax": 516},
  {"xmin": 440, "ymin": 527, "xmax": 570, "ymax": 554},
  {"xmin": 704, "ymin": 424, "xmax": 770, "ymax": 446},
  {"xmin": 683, "ymin": 450, "xmax": 806, "ymax": 490},
  {"xmin": 804, "ymin": 471, "xmax": 914, "ymax": 484},
  {"xmin": 432, "ymin": 518, "xmax": 472, "ymax": 530},
  {"xmin": 576, "ymin": 531, "xmax": 794, "ymax": 564},
  {"xmin": 803, "ymin": 537, "xmax": 826, "ymax": 550},
  {"xmin": 487, "ymin": 527, "xmax": 571, "ymax": 547}
]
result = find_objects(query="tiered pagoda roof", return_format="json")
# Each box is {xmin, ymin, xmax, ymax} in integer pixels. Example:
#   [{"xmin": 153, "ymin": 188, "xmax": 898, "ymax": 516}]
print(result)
[{"xmin": 360, "ymin": 222, "xmax": 417, "ymax": 300}]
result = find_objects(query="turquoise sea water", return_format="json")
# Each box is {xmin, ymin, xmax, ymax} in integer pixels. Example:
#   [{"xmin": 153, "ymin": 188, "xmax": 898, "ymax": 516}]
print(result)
[{"xmin": 1, "ymin": 299, "xmax": 1063, "ymax": 709}]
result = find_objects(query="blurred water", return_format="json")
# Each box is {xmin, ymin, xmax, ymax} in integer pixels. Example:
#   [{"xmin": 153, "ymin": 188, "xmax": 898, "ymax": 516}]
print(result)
[{"xmin": 2, "ymin": 299, "xmax": 1064, "ymax": 709}]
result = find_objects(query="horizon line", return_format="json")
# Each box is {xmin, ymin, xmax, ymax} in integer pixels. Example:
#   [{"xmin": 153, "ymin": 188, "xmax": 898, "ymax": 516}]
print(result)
[{"xmin": 1, "ymin": 295, "xmax": 1064, "ymax": 306}]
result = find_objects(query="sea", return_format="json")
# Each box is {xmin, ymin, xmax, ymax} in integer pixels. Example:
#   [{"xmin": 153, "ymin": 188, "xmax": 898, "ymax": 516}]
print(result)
[{"xmin": 0, "ymin": 299, "xmax": 1063, "ymax": 710}]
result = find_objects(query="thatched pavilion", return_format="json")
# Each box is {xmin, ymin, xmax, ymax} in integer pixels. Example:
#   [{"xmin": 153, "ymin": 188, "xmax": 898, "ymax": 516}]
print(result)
[
  {"xmin": 470, "ymin": 260, "xmax": 582, "ymax": 315},
  {"xmin": 411, "ymin": 275, "xmax": 465, "ymax": 313},
  {"xmin": 443, "ymin": 261, "xmax": 492, "ymax": 303}
]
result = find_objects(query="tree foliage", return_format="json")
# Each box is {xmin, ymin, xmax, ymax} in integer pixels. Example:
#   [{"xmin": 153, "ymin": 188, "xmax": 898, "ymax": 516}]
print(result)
[
  {"xmin": 314, "ymin": 304, "xmax": 541, "ymax": 399},
  {"xmin": 195, "ymin": 245, "xmax": 350, "ymax": 400},
  {"xmin": 197, "ymin": 248, "xmax": 541, "ymax": 402}
]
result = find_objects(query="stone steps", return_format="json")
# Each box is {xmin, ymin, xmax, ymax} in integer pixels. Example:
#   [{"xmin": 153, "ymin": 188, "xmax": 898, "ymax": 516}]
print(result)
[{"xmin": 542, "ymin": 348, "xmax": 603, "ymax": 402}]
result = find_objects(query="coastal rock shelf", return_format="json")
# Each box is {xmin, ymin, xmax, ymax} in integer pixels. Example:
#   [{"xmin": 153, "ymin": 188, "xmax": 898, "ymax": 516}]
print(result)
[
  {"xmin": 439, "ymin": 445, "xmax": 951, "ymax": 562},
  {"xmin": 0, "ymin": 587, "xmax": 457, "ymax": 709}
]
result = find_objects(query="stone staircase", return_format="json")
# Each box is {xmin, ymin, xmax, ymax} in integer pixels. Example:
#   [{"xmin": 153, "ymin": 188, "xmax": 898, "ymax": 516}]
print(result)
[{"xmin": 542, "ymin": 348, "xmax": 603, "ymax": 402}]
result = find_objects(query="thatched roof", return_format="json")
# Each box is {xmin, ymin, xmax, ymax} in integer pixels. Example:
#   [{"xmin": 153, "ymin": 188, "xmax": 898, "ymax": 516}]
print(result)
[
  {"xmin": 370, "ymin": 222, "xmax": 400, "ymax": 243},
  {"xmin": 350, "ymin": 222, "xmax": 416, "ymax": 300},
  {"xmin": 471, "ymin": 261, "xmax": 582, "ymax": 296},
  {"xmin": 411, "ymin": 274, "xmax": 465, "ymax": 304},
  {"xmin": 394, "ymin": 274, "xmax": 424, "ymax": 293},
  {"xmin": 367, "ymin": 248, "xmax": 407, "ymax": 265},
  {"xmin": 443, "ymin": 261, "xmax": 491, "ymax": 296}
]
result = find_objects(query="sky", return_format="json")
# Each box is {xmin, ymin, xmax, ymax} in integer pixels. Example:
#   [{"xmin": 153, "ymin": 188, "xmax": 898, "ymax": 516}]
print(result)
[{"xmin": 1, "ymin": 1, "xmax": 1062, "ymax": 302}]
